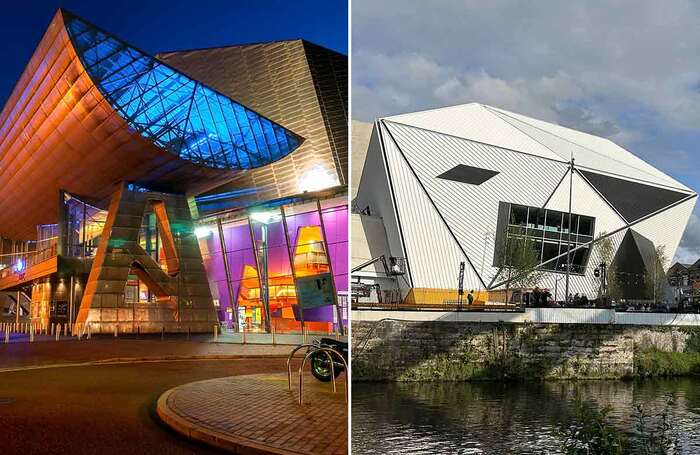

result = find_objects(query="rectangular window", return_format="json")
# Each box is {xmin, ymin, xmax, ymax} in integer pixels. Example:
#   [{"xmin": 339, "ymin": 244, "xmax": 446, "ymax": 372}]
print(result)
[
  {"xmin": 495, "ymin": 202, "xmax": 596, "ymax": 275},
  {"xmin": 510, "ymin": 205, "xmax": 528, "ymax": 226}
]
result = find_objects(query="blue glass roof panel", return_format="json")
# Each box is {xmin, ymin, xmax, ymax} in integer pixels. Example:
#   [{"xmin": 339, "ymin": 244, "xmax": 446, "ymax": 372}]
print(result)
[{"xmin": 64, "ymin": 13, "xmax": 302, "ymax": 170}]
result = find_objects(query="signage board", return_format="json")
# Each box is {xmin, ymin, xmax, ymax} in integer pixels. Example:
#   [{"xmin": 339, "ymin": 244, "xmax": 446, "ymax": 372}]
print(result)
[
  {"xmin": 55, "ymin": 301, "xmax": 68, "ymax": 316},
  {"xmin": 297, "ymin": 273, "xmax": 335, "ymax": 309}
]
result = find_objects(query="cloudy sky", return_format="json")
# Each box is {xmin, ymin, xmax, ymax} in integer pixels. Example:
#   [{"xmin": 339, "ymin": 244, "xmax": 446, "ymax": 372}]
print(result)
[{"xmin": 352, "ymin": 0, "xmax": 700, "ymax": 263}]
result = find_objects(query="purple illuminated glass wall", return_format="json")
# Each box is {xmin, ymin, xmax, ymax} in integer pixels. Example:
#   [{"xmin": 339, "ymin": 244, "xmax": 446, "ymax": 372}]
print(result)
[{"xmin": 197, "ymin": 197, "xmax": 348, "ymax": 333}]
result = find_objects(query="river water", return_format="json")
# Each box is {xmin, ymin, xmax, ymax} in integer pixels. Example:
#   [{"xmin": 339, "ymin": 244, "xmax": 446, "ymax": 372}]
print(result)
[{"xmin": 352, "ymin": 379, "xmax": 700, "ymax": 454}]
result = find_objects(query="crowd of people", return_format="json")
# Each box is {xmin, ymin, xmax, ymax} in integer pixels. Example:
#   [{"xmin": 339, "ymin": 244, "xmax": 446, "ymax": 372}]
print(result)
[{"xmin": 518, "ymin": 287, "xmax": 592, "ymax": 308}]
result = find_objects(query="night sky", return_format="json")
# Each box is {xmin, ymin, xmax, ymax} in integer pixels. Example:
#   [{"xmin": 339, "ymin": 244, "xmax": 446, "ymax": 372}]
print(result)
[{"xmin": 0, "ymin": 0, "xmax": 348, "ymax": 107}]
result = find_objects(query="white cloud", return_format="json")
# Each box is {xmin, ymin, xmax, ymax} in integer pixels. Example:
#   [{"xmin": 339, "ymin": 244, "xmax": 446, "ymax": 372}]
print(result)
[
  {"xmin": 353, "ymin": 0, "xmax": 700, "ymax": 264},
  {"xmin": 353, "ymin": 0, "xmax": 700, "ymax": 130},
  {"xmin": 675, "ymin": 213, "xmax": 700, "ymax": 263}
]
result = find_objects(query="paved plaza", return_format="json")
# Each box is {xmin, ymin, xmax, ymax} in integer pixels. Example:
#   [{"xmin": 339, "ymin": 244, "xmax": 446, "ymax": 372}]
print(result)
[{"xmin": 158, "ymin": 372, "xmax": 348, "ymax": 455}]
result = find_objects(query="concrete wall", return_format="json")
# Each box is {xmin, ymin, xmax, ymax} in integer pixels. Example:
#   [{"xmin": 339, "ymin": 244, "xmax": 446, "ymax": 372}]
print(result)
[
  {"xmin": 352, "ymin": 319, "xmax": 693, "ymax": 381},
  {"xmin": 353, "ymin": 308, "xmax": 700, "ymax": 325}
]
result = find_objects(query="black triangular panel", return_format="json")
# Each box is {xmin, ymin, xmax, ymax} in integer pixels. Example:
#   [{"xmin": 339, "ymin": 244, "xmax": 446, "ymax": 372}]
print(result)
[
  {"xmin": 610, "ymin": 229, "xmax": 657, "ymax": 299},
  {"xmin": 579, "ymin": 170, "xmax": 689, "ymax": 223}
]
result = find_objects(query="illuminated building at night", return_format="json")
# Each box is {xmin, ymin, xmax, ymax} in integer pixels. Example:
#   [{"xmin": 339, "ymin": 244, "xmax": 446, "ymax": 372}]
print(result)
[{"xmin": 0, "ymin": 9, "xmax": 348, "ymax": 334}]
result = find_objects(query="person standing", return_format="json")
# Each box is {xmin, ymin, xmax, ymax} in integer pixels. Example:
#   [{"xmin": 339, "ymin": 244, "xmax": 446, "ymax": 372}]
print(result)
[{"xmin": 467, "ymin": 290, "xmax": 475, "ymax": 306}]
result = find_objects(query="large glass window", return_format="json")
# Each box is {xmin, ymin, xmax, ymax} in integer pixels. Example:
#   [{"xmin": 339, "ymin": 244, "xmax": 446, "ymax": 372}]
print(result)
[
  {"xmin": 64, "ymin": 193, "xmax": 107, "ymax": 259},
  {"xmin": 197, "ymin": 197, "xmax": 348, "ymax": 334},
  {"xmin": 497, "ymin": 203, "xmax": 596, "ymax": 275}
]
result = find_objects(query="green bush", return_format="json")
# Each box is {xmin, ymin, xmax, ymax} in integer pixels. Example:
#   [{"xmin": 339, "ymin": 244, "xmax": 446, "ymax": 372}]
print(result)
[
  {"xmin": 635, "ymin": 350, "xmax": 700, "ymax": 377},
  {"xmin": 681, "ymin": 327, "xmax": 700, "ymax": 354}
]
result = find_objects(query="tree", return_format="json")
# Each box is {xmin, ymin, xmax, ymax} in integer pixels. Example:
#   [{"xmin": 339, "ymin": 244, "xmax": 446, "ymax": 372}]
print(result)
[
  {"xmin": 644, "ymin": 244, "xmax": 669, "ymax": 303},
  {"xmin": 593, "ymin": 232, "xmax": 621, "ymax": 301},
  {"xmin": 494, "ymin": 233, "xmax": 544, "ymax": 304}
]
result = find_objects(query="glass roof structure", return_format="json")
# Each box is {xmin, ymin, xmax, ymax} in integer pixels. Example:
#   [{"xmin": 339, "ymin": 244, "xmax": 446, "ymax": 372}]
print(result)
[{"xmin": 64, "ymin": 13, "xmax": 302, "ymax": 170}]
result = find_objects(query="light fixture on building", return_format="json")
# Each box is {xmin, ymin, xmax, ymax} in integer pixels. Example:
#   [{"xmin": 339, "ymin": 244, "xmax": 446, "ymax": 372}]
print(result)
[
  {"xmin": 194, "ymin": 226, "xmax": 214, "ymax": 238},
  {"xmin": 298, "ymin": 164, "xmax": 339, "ymax": 193},
  {"xmin": 249, "ymin": 210, "xmax": 282, "ymax": 225}
]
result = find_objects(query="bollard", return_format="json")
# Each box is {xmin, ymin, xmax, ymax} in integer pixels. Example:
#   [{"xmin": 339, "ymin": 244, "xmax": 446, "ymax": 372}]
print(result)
[
  {"xmin": 56, "ymin": 324, "xmax": 60, "ymax": 341},
  {"xmin": 64, "ymin": 323, "xmax": 68, "ymax": 337},
  {"xmin": 29, "ymin": 326, "xmax": 34, "ymax": 343},
  {"xmin": 114, "ymin": 324, "xmax": 118, "ymax": 338},
  {"xmin": 137, "ymin": 325, "xmax": 140, "ymax": 338},
  {"xmin": 87, "ymin": 324, "xmax": 91, "ymax": 340},
  {"xmin": 51, "ymin": 323, "xmax": 55, "ymax": 336},
  {"xmin": 5, "ymin": 330, "xmax": 9, "ymax": 344},
  {"xmin": 213, "ymin": 324, "xmax": 218, "ymax": 342},
  {"xmin": 272, "ymin": 326, "xmax": 276, "ymax": 346}
]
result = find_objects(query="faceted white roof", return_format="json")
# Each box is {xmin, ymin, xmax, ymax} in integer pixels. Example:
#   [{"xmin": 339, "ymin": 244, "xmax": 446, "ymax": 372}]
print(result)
[{"xmin": 383, "ymin": 103, "xmax": 690, "ymax": 192}]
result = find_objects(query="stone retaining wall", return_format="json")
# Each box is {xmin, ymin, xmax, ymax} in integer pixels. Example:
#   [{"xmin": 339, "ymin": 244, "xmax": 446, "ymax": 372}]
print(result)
[{"xmin": 352, "ymin": 320, "xmax": 691, "ymax": 381}]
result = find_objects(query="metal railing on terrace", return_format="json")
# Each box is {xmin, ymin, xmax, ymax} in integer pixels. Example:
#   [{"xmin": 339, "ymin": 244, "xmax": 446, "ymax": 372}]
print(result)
[{"xmin": 0, "ymin": 243, "xmax": 58, "ymax": 282}]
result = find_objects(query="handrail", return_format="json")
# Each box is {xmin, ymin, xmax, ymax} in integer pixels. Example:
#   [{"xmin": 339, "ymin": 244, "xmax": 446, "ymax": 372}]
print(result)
[{"xmin": 299, "ymin": 347, "xmax": 348, "ymax": 405}]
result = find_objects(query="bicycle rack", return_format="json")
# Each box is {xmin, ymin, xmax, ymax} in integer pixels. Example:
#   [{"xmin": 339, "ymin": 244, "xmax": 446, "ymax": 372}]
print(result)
[
  {"xmin": 299, "ymin": 347, "xmax": 348, "ymax": 405},
  {"xmin": 286, "ymin": 343, "xmax": 348, "ymax": 405},
  {"xmin": 287, "ymin": 344, "xmax": 317, "ymax": 391}
]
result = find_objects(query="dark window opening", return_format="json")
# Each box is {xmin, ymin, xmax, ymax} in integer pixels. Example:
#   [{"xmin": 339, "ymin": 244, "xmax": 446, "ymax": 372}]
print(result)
[{"xmin": 495, "ymin": 202, "xmax": 596, "ymax": 275}]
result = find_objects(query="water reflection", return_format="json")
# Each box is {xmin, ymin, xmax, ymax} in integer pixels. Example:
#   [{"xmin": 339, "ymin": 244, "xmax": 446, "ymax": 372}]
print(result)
[{"xmin": 352, "ymin": 379, "xmax": 700, "ymax": 454}]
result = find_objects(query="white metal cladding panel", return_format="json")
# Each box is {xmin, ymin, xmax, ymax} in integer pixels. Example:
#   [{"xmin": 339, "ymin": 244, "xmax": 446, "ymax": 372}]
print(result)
[
  {"xmin": 354, "ymin": 125, "xmax": 406, "ymax": 265},
  {"xmin": 488, "ymin": 106, "xmax": 688, "ymax": 191},
  {"xmin": 384, "ymin": 103, "xmax": 562, "ymax": 161},
  {"xmin": 380, "ymin": 123, "xmax": 482, "ymax": 290},
  {"xmin": 351, "ymin": 214, "xmax": 392, "ymax": 275},
  {"xmin": 629, "ymin": 197, "xmax": 697, "ymax": 269},
  {"xmin": 545, "ymin": 171, "xmax": 627, "ymax": 236},
  {"xmin": 383, "ymin": 120, "xmax": 569, "ymax": 286}
]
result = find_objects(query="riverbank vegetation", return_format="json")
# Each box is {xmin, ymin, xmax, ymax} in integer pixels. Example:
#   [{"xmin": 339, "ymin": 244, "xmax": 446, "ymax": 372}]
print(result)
[
  {"xmin": 635, "ymin": 328, "xmax": 700, "ymax": 378},
  {"xmin": 559, "ymin": 395, "xmax": 683, "ymax": 454}
]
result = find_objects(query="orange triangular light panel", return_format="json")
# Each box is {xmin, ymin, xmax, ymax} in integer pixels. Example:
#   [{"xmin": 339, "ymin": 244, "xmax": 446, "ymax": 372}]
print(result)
[
  {"xmin": 293, "ymin": 226, "xmax": 329, "ymax": 277},
  {"xmin": 151, "ymin": 200, "xmax": 179, "ymax": 276}
]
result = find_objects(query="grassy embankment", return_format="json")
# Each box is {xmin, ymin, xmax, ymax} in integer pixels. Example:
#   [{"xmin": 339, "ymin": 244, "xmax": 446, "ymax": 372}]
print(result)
[{"xmin": 635, "ymin": 327, "xmax": 700, "ymax": 378}]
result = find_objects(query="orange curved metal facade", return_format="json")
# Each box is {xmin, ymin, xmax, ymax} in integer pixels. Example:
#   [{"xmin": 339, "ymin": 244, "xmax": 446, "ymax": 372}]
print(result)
[{"xmin": 0, "ymin": 10, "xmax": 301, "ymax": 240}]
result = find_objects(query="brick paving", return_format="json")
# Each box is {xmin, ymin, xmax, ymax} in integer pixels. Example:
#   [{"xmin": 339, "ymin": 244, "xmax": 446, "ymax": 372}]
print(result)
[{"xmin": 158, "ymin": 372, "xmax": 348, "ymax": 455}]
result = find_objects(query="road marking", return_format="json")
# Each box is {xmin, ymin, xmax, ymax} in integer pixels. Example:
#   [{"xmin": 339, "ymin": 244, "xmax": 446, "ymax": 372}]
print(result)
[{"xmin": 0, "ymin": 355, "xmax": 288, "ymax": 374}]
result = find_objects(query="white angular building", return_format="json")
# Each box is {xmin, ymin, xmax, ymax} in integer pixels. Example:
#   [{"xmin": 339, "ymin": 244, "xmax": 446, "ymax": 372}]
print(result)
[{"xmin": 353, "ymin": 103, "xmax": 697, "ymax": 303}]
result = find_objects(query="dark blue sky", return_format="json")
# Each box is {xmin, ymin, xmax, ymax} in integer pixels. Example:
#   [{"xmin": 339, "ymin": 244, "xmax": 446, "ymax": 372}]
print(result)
[{"xmin": 0, "ymin": 0, "xmax": 348, "ymax": 106}]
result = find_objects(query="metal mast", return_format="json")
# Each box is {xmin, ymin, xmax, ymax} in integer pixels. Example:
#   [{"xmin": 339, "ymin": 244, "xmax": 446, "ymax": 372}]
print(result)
[{"xmin": 565, "ymin": 157, "xmax": 575, "ymax": 303}]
